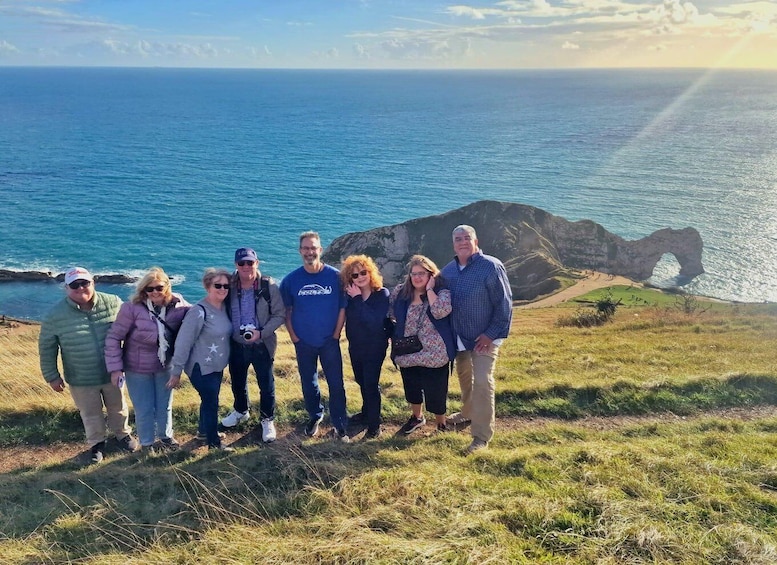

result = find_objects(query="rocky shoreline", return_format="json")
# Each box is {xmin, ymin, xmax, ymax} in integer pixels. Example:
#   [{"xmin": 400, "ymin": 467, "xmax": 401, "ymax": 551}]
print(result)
[{"xmin": 0, "ymin": 269, "xmax": 136, "ymax": 284}]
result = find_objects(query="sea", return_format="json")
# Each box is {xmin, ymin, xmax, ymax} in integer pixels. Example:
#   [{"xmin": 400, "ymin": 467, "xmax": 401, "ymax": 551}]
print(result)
[{"xmin": 1, "ymin": 67, "xmax": 775, "ymax": 320}]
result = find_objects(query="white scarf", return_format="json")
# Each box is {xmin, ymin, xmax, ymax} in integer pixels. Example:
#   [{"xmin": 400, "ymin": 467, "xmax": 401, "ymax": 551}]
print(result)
[{"xmin": 147, "ymin": 299, "xmax": 169, "ymax": 365}]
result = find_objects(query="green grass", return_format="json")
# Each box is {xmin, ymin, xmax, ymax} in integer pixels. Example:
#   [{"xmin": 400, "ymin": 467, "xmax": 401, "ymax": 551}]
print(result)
[{"xmin": 1, "ymin": 298, "xmax": 776, "ymax": 563}]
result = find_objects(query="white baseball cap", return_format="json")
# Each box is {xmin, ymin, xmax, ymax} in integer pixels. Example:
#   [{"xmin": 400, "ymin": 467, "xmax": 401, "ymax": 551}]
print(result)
[{"xmin": 64, "ymin": 267, "xmax": 94, "ymax": 285}]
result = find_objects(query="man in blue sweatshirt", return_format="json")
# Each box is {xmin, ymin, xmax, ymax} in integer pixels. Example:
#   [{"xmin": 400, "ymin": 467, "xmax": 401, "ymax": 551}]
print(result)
[{"xmin": 441, "ymin": 225, "xmax": 512, "ymax": 454}]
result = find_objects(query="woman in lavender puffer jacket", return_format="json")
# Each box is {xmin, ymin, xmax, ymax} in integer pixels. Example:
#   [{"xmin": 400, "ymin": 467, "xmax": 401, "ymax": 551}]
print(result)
[{"xmin": 105, "ymin": 267, "xmax": 189, "ymax": 452}]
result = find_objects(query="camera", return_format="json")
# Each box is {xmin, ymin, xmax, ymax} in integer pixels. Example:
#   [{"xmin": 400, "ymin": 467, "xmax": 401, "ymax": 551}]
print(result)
[{"xmin": 240, "ymin": 324, "xmax": 257, "ymax": 341}]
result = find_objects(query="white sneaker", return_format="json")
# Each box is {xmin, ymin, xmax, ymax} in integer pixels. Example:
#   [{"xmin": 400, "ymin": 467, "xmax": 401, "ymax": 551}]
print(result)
[
  {"xmin": 221, "ymin": 409, "xmax": 250, "ymax": 427},
  {"xmin": 446, "ymin": 412, "xmax": 471, "ymax": 426},
  {"xmin": 261, "ymin": 418, "xmax": 277, "ymax": 443}
]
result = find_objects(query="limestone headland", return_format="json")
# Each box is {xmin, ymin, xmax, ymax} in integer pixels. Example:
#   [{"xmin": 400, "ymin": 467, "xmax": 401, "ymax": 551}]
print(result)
[{"xmin": 322, "ymin": 200, "xmax": 704, "ymax": 301}]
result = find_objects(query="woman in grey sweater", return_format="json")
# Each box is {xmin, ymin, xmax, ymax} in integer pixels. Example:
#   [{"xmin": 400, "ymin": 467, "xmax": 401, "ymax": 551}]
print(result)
[{"xmin": 168, "ymin": 268, "xmax": 233, "ymax": 450}]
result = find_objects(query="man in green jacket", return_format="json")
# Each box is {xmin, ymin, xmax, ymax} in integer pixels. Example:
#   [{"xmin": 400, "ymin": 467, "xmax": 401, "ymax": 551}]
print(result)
[{"xmin": 39, "ymin": 267, "xmax": 138, "ymax": 464}]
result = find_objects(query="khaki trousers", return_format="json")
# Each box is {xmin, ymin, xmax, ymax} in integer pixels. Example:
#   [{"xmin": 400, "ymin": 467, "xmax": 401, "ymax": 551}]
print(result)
[
  {"xmin": 455, "ymin": 346, "xmax": 499, "ymax": 443},
  {"xmin": 69, "ymin": 383, "xmax": 132, "ymax": 447}
]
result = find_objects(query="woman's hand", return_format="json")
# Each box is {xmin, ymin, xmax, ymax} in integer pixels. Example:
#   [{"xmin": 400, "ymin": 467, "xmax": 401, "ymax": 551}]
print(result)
[
  {"xmin": 346, "ymin": 283, "xmax": 360, "ymax": 298},
  {"xmin": 166, "ymin": 373, "xmax": 181, "ymax": 390},
  {"xmin": 425, "ymin": 277, "xmax": 436, "ymax": 292}
]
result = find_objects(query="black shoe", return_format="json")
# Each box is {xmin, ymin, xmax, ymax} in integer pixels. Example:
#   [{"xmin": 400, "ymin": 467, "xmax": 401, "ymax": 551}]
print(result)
[
  {"xmin": 90, "ymin": 441, "xmax": 106, "ymax": 464},
  {"xmin": 403, "ymin": 415, "xmax": 426, "ymax": 435},
  {"xmin": 365, "ymin": 426, "xmax": 381, "ymax": 439},
  {"xmin": 209, "ymin": 443, "xmax": 235, "ymax": 452},
  {"xmin": 118, "ymin": 434, "xmax": 139, "ymax": 452},
  {"xmin": 159, "ymin": 437, "xmax": 180, "ymax": 451},
  {"xmin": 305, "ymin": 415, "xmax": 324, "ymax": 437},
  {"xmin": 333, "ymin": 428, "xmax": 351, "ymax": 443},
  {"xmin": 196, "ymin": 431, "xmax": 226, "ymax": 442},
  {"xmin": 436, "ymin": 423, "xmax": 451, "ymax": 433},
  {"xmin": 349, "ymin": 412, "xmax": 365, "ymax": 424}
]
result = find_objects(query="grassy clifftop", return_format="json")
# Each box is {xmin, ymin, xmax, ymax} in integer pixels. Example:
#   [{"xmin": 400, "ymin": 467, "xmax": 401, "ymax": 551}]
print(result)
[{"xmin": 1, "ymin": 291, "xmax": 776, "ymax": 563}]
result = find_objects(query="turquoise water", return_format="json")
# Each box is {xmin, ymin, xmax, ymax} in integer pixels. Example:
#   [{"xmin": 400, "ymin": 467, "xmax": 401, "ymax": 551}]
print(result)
[{"xmin": 1, "ymin": 67, "xmax": 775, "ymax": 319}]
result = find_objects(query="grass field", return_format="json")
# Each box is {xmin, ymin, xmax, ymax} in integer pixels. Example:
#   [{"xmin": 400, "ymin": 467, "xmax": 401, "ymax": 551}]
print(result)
[{"xmin": 1, "ymin": 289, "xmax": 776, "ymax": 564}]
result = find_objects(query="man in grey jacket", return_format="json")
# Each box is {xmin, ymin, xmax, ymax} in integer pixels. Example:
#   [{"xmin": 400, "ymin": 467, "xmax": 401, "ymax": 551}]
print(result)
[
  {"xmin": 220, "ymin": 247, "xmax": 286, "ymax": 443},
  {"xmin": 38, "ymin": 267, "xmax": 138, "ymax": 464}
]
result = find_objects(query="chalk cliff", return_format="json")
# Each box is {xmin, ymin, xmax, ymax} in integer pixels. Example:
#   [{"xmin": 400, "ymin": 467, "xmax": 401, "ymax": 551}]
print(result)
[{"xmin": 322, "ymin": 200, "xmax": 704, "ymax": 301}]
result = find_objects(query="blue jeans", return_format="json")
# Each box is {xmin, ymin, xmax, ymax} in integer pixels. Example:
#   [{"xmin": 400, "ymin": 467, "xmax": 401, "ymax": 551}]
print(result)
[
  {"xmin": 349, "ymin": 345, "xmax": 387, "ymax": 429},
  {"xmin": 125, "ymin": 370, "xmax": 174, "ymax": 446},
  {"xmin": 189, "ymin": 364, "xmax": 223, "ymax": 447},
  {"xmin": 228, "ymin": 342, "xmax": 275, "ymax": 419},
  {"xmin": 294, "ymin": 337, "xmax": 347, "ymax": 430}
]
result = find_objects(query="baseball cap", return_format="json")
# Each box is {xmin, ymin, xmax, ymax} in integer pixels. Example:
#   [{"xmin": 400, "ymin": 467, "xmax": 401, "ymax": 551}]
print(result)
[
  {"xmin": 234, "ymin": 248, "xmax": 258, "ymax": 263},
  {"xmin": 64, "ymin": 267, "xmax": 94, "ymax": 285}
]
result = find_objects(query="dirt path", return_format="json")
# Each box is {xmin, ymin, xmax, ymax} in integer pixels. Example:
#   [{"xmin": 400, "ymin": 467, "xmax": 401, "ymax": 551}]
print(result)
[
  {"xmin": 518, "ymin": 271, "xmax": 641, "ymax": 309},
  {"xmin": 3, "ymin": 405, "xmax": 777, "ymax": 473}
]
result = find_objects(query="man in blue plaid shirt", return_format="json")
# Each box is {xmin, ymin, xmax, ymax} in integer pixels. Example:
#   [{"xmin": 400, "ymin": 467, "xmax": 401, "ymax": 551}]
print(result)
[{"xmin": 441, "ymin": 225, "xmax": 513, "ymax": 454}]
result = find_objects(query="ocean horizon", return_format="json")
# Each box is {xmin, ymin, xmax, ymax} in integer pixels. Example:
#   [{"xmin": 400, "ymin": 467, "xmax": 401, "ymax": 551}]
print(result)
[{"xmin": 1, "ymin": 67, "xmax": 775, "ymax": 320}]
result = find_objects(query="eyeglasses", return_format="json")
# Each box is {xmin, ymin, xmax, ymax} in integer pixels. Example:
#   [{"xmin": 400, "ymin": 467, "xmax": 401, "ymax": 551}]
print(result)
[
  {"xmin": 237, "ymin": 261, "xmax": 255, "ymax": 267},
  {"xmin": 350, "ymin": 270, "xmax": 368, "ymax": 279},
  {"xmin": 68, "ymin": 280, "xmax": 91, "ymax": 289},
  {"xmin": 410, "ymin": 272, "xmax": 429, "ymax": 278},
  {"xmin": 145, "ymin": 285, "xmax": 165, "ymax": 293},
  {"xmin": 212, "ymin": 283, "xmax": 230, "ymax": 290}
]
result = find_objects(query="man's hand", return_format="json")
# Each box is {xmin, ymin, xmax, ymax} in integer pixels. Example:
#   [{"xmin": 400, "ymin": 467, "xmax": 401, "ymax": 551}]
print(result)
[
  {"xmin": 49, "ymin": 377, "xmax": 65, "ymax": 393},
  {"xmin": 166, "ymin": 374, "xmax": 181, "ymax": 390},
  {"xmin": 110, "ymin": 371, "xmax": 124, "ymax": 387},
  {"xmin": 474, "ymin": 334, "xmax": 494, "ymax": 353},
  {"xmin": 245, "ymin": 330, "xmax": 262, "ymax": 344}
]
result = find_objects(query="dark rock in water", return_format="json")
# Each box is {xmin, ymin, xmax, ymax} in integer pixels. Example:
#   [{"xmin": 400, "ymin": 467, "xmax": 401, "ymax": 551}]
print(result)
[
  {"xmin": 322, "ymin": 200, "xmax": 704, "ymax": 301},
  {"xmin": 0, "ymin": 269, "xmax": 54, "ymax": 282},
  {"xmin": 0, "ymin": 269, "xmax": 137, "ymax": 284}
]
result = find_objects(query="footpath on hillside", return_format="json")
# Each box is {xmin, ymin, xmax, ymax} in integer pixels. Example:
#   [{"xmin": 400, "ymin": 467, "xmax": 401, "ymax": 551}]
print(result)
[{"xmin": 517, "ymin": 271, "xmax": 641, "ymax": 309}]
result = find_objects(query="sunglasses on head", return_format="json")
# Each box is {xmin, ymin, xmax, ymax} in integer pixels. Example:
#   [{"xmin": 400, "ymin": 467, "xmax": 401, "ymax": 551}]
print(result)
[
  {"xmin": 212, "ymin": 283, "xmax": 229, "ymax": 290},
  {"xmin": 145, "ymin": 285, "xmax": 165, "ymax": 293},
  {"xmin": 237, "ymin": 261, "xmax": 254, "ymax": 267},
  {"xmin": 68, "ymin": 280, "xmax": 91, "ymax": 289},
  {"xmin": 351, "ymin": 270, "xmax": 368, "ymax": 279}
]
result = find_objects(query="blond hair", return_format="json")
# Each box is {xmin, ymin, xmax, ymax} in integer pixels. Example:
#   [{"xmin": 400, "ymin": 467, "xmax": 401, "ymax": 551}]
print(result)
[{"xmin": 131, "ymin": 267, "xmax": 173, "ymax": 305}]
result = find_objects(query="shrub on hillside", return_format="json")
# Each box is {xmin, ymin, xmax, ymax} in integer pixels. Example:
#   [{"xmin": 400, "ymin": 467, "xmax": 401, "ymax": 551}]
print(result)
[{"xmin": 556, "ymin": 291, "xmax": 621, "ymax": 328}]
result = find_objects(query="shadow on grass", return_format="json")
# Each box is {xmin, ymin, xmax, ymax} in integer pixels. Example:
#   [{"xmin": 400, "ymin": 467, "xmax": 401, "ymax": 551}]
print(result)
[
  {"xmin": 0, "ymin": 424, "xmax": 422, "ymax": 563},
  {"xmin": 497, "ymin": 373, "xmax": 777, "ymax": 419}
]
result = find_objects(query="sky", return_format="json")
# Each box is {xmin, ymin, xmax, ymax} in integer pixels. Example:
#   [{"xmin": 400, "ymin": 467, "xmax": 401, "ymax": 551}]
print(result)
[{"xmin": 0, "ymin": 0, "xmax": 775, "ymax": 69}]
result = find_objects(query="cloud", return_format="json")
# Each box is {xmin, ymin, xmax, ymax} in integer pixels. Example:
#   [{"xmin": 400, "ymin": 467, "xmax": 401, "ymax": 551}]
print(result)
[
  {"xmin": 447, "ymin": 6, "xmax": 487, "ymax": 20},
  {"xmin": 247, "ymin": 45, "xmax": 272, "ymax": 58},
  {"xmin": 0, "ymin": 39, "xmax": 21, "ymax": 54},
  {"xmin": 69, "ymin": 39, "xmax": 220, "ymax": 60},
  {"xmin": 0, "ymin": 4, "xmax": 129, "ymax": 33},
  {"xmin": 353, "ymin": 42, "xmax": 370, "ymax": 58},
  {"xmin": 376, "ymin": 34, "xmax": 472, "ymax": 61},
  {"xmin": 649, "ymin": 0, "xmax": 700, "ymax": 25},
  {"xmin": 562, "ymin": 40, "xmax": 580, "ymax": 49}
]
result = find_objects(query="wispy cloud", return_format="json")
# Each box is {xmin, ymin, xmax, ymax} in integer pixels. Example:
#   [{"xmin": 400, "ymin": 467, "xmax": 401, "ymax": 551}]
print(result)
[
  {"xmin": 0, "ymin": 39, "xmax": 21, "ymax": 54},
  {"xmin": 0, "ymin": 3, "xmax": 130, "ymax": 33}
]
